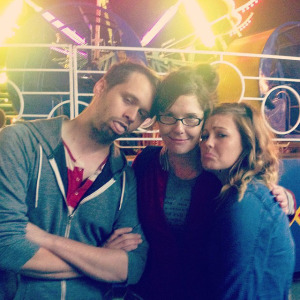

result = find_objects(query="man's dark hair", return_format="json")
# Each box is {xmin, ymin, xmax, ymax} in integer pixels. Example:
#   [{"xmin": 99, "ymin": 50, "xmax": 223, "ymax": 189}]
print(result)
[
  {"xmin": 104, "ymin": 61, "xmax": 159, "ymax": 102},
  {"xmin": 104, "ymin": 61, "xmax": 159, "ymax": 88}
]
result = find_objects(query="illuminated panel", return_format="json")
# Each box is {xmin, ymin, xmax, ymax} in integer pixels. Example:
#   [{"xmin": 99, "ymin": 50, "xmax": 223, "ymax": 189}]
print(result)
[
  {"xmin": 42, "ymin": 11, "xmax": 55, "ymax": 22},
  {"xmin": 141, "ymin": 1, "xmax": 180, "ymax": 47},
  {"xmin": 25, "ymin": 0, "xmax": 86, "ymax": 45},
  {"xmin": 50, "ymin": 46, "xmax": 87, "ymax": 58},
  {"xmin": 61, "ymin": 27, "xmax": 86, "ymax": 45},
  {"xmin": 24, "ymin": 0, "xmax": 42, "ymax": 12},
  {"xmin": 50, "ymin": 47, "xmax": 70, "ymax": 55},
  {"xmin": 52, "ymin": 20, "xmax": 65, "ymax": 29}
]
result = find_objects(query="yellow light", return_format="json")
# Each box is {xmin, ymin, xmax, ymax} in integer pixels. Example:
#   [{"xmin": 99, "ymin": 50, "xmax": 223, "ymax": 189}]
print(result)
[
  {"xmin": 0, "ymin": 0, "xmax": 23, "ymax": 45},
  {"xmin": 182, "ymin": 0, "xmax": 215, "ymax": 48},
  {"xmin": 0, "ymin": 72, "xmax": 7, "ymax": 84}
]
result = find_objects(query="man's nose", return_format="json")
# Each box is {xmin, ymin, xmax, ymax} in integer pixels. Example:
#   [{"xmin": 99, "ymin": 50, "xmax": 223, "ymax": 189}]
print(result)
[{"xmin": 124, "ymin": 106, "xmax": 139, "ymax": 123}]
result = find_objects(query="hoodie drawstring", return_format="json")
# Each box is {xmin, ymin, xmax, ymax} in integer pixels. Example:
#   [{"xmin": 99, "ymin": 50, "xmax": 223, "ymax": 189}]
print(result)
[
  {"xmin": 35, "ymin": 144, "xmax": 43, "ymax": 208},
  {"xmin": 119, "ymin": 171, "xmax": 126, "ymax": 210}
]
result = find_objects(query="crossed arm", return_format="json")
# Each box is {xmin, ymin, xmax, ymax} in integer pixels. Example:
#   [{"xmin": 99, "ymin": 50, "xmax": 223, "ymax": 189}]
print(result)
[
  {"xmin": 0, "ymin": 127, "xmax": 146, "ymax": 283},
  {"xmin": 22, "ymin": 223, "xmax": 142, "ymax": 282},
  {"xmin": 21, "ymin": 246, "xmax": 79, "ymax": 279},
  {"xmin": 21, "ymin": 184, "xmax": 293, "ymax": 281}
]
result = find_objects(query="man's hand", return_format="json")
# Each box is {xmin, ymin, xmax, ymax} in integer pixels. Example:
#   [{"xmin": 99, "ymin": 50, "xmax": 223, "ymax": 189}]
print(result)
[
  {"xmin": 271, "ymin": 184, "xmax": 289, "ymax": 214},
  {"xmin": 103, "ymin": 228, "xmax": 142, "ymax": 252}
]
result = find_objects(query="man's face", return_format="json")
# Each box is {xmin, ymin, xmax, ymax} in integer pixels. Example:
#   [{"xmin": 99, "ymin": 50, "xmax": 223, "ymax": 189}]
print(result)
[{"xmin": 90, "ymin": 72, "xmax": 154, "ymax": 144}]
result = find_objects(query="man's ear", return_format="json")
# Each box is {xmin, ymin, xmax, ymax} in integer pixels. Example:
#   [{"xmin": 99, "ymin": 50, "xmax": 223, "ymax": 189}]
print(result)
[{"xmin": 93, "ymin": 78, "xmax": 106, "ymax": 94}]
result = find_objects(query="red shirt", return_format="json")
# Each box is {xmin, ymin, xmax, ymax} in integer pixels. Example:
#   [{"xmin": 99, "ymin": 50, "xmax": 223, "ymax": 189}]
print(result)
[{"xmin": 63, "ymin": 141, "xmax": 108, "ymax": 209}]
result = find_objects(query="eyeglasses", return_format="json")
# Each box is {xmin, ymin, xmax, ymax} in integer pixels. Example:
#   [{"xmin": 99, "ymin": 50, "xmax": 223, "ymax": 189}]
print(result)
[{"xmin": 157, "ymin": 115, "xmax": 202, "ymax": 127}]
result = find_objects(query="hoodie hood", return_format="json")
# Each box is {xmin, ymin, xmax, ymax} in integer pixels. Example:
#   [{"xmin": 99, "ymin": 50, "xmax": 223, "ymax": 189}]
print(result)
[
  {"xmin": 19, "ymin": 116, "xmax": 67, "ymax": 158},
  {"xmin": 20, "ymin": 116, "xmax": 128, "ymax": 176}
]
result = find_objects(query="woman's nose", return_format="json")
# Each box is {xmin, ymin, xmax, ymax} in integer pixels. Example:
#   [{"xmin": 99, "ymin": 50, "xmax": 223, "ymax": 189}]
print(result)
[
  {"xmin": 172, "ymin": 119, "xmax": 185, "ymax": 133},
  {"xmin": 203, "ymin": 135, "xmax": 214, "ymax": 148}
]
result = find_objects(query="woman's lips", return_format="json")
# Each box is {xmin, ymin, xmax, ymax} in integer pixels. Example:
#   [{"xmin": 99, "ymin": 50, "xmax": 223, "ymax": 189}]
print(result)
[
  {"xmin": 202, "ymin": 152, "xmax": 216, "ymax": 160},
  {"xmin": 169, "ymin": 137, "xmax": 188, "ymax": 143}
]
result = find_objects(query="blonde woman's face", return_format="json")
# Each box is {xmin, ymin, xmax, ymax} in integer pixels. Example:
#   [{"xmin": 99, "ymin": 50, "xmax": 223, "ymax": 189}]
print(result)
[
  {"xmin": 200, "ymin": 114, "xmax": 243, "ymax": 171},
  {"xmin": 158, "ymin": 95, "xmax": 204, "ymax": 156}
]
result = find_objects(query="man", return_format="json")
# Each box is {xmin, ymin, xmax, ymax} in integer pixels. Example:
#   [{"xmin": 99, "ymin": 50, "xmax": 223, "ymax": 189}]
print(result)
[{"xmin": 0, "ymin": 61, "xmax": 159, "ymax": 299}]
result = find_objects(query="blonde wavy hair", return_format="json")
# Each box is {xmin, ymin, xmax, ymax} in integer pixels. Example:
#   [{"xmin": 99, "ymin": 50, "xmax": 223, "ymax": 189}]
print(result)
[{"xmin": 205, "ymin": 103, "xmax": 280, "ymax": 201}]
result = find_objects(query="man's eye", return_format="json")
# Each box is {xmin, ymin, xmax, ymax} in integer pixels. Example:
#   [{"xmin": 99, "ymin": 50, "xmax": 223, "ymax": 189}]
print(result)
[
  {"xmin": 124, "ymin": 97, "xmax": 132, "ymax": 104},
  {"xmin": 139, "ymin": 110, "xmax": 149, "ymax": 119}
]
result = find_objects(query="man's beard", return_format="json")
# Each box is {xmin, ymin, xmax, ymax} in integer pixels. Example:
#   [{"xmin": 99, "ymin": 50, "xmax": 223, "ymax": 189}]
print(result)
[{"xmin": 89, "ymin": 122, "xmax": 128, "ymax": 145}]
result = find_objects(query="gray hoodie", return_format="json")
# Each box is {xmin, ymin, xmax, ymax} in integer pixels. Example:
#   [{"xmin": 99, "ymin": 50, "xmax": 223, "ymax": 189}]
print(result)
[{"xmin": 0, "ymin": 116, "xmax": 148, "ymax": 300}]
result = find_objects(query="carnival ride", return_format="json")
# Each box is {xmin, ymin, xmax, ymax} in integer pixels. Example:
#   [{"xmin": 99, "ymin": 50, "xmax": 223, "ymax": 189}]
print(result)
[
  {"xmin": 1, "ymin": 0, "xmax": 300, "ymax": 145},
  {"xmin": 0, "ymin": 0, "xmax": 300, "ymax": 272},
  {"xmin": 1, "ymin": 0, "xmax": 266, "ymax": 117},
  {"xmin": 1, "ymin": 0, "xmax": 300, "ymax": 143}
]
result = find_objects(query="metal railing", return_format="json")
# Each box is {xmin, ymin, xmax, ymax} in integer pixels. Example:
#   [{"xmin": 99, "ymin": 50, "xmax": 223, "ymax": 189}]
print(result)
[{"xmin": 1, "ymin": 43, "xmax": 300, "ymax": 148}]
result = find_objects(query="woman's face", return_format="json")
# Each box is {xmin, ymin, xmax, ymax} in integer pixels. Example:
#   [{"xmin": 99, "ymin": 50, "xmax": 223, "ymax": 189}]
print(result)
[
  {"xmin": 158, "ymin": 95, "xmax": 204, "ymax": 156},
  {"xmin": 200, "ymin": 114, "xmax": 243, "ymax": 171}
]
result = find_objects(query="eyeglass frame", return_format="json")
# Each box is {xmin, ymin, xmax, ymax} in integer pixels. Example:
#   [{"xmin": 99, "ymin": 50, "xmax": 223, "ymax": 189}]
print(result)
[{"xmin": 157, "ymin": 115, "xmax": 203, "ymax": 127}]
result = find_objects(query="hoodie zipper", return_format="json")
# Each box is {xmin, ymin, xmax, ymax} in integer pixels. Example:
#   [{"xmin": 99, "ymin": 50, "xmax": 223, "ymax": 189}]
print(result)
[
  {"xmin": 65, "ymin": 212, "xmax": 75, "ymax": 238},
  {"xmin": 64, "ymin": 176, "xmax": 118, "ymax": 239},
  {"xmin": 59, "ymin": 177, "xmax": 119, "ymax": 299},
  {"xmin": 48, "ymin": 156, "xmax": 125, "ymax": 299}
]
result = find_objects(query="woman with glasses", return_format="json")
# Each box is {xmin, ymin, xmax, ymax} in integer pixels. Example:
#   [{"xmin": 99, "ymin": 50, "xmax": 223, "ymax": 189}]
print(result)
[
  {"xmin": 128, "ymin": 65, "xmax": 220, "ymax": 299},
  {"xmin": 106, "ymin": 64, "xmax": 294, "ymax": 300}
]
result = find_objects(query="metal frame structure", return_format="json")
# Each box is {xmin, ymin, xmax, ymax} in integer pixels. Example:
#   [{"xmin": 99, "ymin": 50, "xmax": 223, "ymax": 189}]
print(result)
[{"xmin": 2, "ymin": 43, "xmax": 300, "ymax": 148}]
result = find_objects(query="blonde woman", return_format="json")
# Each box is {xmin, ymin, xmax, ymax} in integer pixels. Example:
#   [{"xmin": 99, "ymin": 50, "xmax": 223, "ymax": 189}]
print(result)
[{"xmin": 200, "ymin": 102, "xmax": 295, "ymax": 299}]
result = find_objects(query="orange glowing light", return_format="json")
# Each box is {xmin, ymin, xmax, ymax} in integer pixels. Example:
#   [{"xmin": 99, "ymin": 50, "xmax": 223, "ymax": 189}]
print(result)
[
  {"xmin": 182, "ymin": 0, "xmax": 215, "ymax": 48},
  {"xmin": 0, "ymin": 0, "xmax": 23, "ymax": 45}
]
